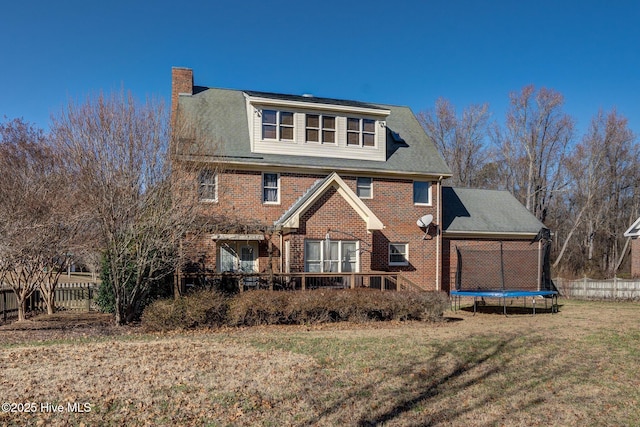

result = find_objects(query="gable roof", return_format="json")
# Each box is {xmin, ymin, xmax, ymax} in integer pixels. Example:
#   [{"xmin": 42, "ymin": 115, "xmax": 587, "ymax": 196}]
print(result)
[
  {"xmin": 624, "ymin": 217, "xmax": 640, "ymax": 237},
  {"xmin": 275, "ymin": 172, "xmax": 384, "ymax": 232},
  {"xmin": 442, "ymin": 187, "xmax": 545, "ymax": 237},
  {"xmin": 175, "ymin": 87, "xmax": 452, "ymax": 177}
]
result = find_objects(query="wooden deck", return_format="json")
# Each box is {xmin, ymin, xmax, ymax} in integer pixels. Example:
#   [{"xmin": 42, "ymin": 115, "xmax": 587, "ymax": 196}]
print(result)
[{"xmin": 179, "ymin": 272, "xmax": 425, "ymax": 293}]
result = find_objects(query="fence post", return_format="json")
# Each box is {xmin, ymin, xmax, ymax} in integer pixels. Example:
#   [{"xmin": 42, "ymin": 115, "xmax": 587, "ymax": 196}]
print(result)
[
  {"xmin": 2, "ymin": 289, "xmax": 6, "ymax": 322},
  {"xmin": 583, "ymin": 277, "xmax": 587, "ymax": 298},
  {"xmin": 613, "ymin": 276, "xmax": 618, "ymax": 300},
  {"xmin": 87, "ymin": 285, "xmax": 91, "ymax": 312}
]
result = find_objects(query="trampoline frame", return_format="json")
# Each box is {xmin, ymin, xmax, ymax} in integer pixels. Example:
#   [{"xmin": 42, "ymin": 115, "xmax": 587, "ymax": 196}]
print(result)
[{"xmin": 450, "ymin": 289, "xmax": 558, "ymax": 316}]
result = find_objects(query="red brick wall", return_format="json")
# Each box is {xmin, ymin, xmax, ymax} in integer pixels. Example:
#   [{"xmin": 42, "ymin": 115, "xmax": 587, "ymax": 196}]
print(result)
[
  {"xmin": 171, "ymin": 67, "xmax": 193, "ymax": 127},
  {"xmin": 178, "ymin": 167, "xmax": 441, "ymax": 290},
  {"xmin": 632, "ymin": 238, "xmax": 640, "ymax": 278}
]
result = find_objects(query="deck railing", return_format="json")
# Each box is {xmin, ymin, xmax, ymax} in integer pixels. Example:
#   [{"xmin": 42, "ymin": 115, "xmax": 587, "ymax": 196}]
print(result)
[{"xmin": 181, "ymin": 272, "xmax": 425, "ymax": 293}]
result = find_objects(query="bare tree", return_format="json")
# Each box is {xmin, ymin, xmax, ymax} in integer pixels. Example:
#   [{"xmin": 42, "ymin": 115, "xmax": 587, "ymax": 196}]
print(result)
[
  {"xmin": 494, "ymin": 85, "xmax": 574, "ymax": 223},
  {"xmin": 51, "ymin": 90, "xmax": 197, "ymax": 325},
  {"xmin": 585, "ymin": 109, "xmax": 637, "ymax": 276},
  {"xmin": 418, "ymin": 98, "xmax": 491, "ymax": 187},
  {"xmin": 0, "ymin": 118, "xmax": 78, "ymax": 319},
  {"xmin": 551, "ymin": 109, "xmax": 638, "ymax": 277}
]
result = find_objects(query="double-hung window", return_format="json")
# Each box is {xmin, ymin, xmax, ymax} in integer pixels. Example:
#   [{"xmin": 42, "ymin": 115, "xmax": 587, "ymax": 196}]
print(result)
[
  {"xmin": 306, "ymin": 114, "xmax": 336, "ymax": 143},
  {"xmin": 389, "ymin": 243, "xmax": 409, "ymax": 266},
  {"xmin": 347, "ymin": 118, "xmax": 376, "ymax": 147},
  {"xmin": 198, "ymin": 169, "xmax": 217, "ymax": 202},
  {"xmin": 356, "ymin": 177, "xmax": 372, "ymax": 199},
  {"xmin": 262, "ymin": 172, "xmax": 280, "ymax": 204},
  {"xmin": 413, "ymin": 181, "xmax": 431, "ymax": 205},
  {"xmin": 262, "ymin": 110, "xmax": 294, "ymax": 141}
]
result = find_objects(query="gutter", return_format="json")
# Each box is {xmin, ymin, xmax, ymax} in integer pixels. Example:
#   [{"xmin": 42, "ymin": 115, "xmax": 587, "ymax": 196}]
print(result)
[{"xmin": 442, "ymin": 231, "xmax": 541, "ymax": 239}]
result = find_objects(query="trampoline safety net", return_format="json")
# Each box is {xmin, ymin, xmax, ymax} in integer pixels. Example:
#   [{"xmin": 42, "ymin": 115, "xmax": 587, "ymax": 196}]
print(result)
[{"xmin": 456, "ymin": 243, "xmax": 545, "ymax": 292}]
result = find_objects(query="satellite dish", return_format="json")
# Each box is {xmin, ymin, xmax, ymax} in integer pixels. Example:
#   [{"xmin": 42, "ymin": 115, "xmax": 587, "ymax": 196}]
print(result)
[{"xmin": 416, "ymin": 214, "xmax": 433, "ymax": 228}]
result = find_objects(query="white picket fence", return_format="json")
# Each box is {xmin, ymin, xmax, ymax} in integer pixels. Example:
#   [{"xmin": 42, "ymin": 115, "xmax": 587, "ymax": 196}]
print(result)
[{"xmin": 553, "ymin": 277, "xmax": 640, "ymax": 300}]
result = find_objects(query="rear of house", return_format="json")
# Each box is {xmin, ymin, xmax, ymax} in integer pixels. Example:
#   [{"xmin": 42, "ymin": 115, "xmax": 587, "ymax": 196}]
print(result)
[{"xmin": 171, "ymin": 67, "xmax": 548, "ymax": 293}]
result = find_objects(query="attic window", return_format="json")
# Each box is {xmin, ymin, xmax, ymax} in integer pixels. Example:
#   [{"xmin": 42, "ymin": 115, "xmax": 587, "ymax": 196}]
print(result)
[
  {"xmin": 262, "ymin": 110, "xmax": 294, "ymax": 141},
  {"xmin": 306, "ymin": 114, "xmax": 335, "ymax": 144},
  {"xmin": 347, "ymin": 118, "xmax": 376, "ymax": 147}
]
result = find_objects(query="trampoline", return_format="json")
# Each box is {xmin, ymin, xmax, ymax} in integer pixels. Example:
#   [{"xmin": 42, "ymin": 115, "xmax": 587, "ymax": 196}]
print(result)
[
  {"xmin": 450, "ymin": 237, "xmax": 558, "ymax": 316},
  {"xmin": 450, "ymin": 289, "xmax": 558, "ymax": 315}
]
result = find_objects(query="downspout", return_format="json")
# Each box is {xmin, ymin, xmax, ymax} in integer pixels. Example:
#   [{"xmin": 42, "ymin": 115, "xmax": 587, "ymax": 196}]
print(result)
[
  {"xmin": 436, "ymin": 176, "xmax": 443, "ymax": 292},
  {"xmin": 279, "ymin": 231, "xmax": 283, "ymax": 273}
]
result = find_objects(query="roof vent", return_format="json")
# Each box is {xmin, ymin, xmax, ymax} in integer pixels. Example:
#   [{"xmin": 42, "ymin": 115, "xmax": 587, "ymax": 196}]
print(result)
[{"xmin": 302, "ymin": 93, "xmax": 314, "ymax": 98}]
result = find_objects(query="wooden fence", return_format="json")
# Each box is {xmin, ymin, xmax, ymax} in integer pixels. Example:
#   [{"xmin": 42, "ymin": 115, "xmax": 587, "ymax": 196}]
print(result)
[
  {"xmin": 553, "ymin": 277, "xmax": 640, "ymax": 300},
  {"xmin": 0, "ymin": 283, "xmax": 98, "ymax": 322}
]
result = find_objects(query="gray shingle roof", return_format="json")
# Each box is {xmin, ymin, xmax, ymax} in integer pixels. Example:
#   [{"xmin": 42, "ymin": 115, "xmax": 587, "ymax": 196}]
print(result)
[
  {"xmin": 442, "ymin": 187, "xmax": 545, "ymax": 235},
  {"xmin": 176, "ymin": 87, "xmax": 452, "ymax": 176}
]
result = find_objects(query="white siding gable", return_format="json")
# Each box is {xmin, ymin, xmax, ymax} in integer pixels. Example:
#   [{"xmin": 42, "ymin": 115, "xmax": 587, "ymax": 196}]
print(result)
[{"xmin": 244, "ymin": 93, "xmax": 390, "ymax": 162}]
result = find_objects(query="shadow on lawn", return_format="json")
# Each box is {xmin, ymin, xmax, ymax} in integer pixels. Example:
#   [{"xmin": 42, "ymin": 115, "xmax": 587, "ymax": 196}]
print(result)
[{"xmin": 303, "ymin": 333, "xmax": 564, "ymax": 426}]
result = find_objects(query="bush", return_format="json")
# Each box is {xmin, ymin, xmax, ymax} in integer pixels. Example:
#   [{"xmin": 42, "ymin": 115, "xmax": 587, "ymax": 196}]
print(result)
[
  {"xmin": 226, "ymin": 289, "xmax": 449, "ymax": 326},
  {"xmin": 96, "ymin": 253, "xmax": 173, "ymax": 318},
  {"xmin": 142, "ymin": 289, "xmax": 449, "ymax": 331},
  {"xmin": 141, "ymin": 290, "xmax": 228, "ymax": 332}
]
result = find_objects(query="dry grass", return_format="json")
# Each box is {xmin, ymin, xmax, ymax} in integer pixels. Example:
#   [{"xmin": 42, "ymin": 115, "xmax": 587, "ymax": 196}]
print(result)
[{"xmin": 1, "ymin": 298, "xmax": 639, "ymax": 426}]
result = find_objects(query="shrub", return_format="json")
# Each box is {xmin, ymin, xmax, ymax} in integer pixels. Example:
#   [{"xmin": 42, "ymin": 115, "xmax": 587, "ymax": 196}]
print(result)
[
  {"xmin": 141, "ymin": 290, "xmax": 227, "ymax": 332},
  {"xmin": 96, "ymin": 253, "xmax": 173, "ymax": 318},
  {"xmin": 226, "ymin": 290, "xmax": 291, "ymax": 326},
  {"xmin": 142, "ymin": 289, "xmax": 449, "ymax": 331},
  {"xmin": 227, "ymin": 289, "xmax": 449, "ymax": 326}
]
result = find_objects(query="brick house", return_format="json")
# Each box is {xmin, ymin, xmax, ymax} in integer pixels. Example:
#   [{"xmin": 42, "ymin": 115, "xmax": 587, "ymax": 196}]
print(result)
[
  {"xmin": 624, "ymin": 218, "xmax": 640, "ymax": 277},
  {"xmin": 171, "ymin": 67, "xmax": 548, "ymax": 292}
]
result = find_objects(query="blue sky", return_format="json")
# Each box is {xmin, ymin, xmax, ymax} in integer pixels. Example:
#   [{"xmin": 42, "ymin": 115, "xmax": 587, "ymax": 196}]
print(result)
[{"xmin": 2, "ymin": 0, "xmax": 640, "ymax": 138}]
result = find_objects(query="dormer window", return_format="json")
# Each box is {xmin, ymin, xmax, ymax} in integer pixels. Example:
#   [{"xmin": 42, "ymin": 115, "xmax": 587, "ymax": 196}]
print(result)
[
  {"xmin": 262, "ymin": 110, "xmax": 294, "ymax": 141},
  {"xmin": 247, "ymin": 93, "xmax": 390, "ymax": 162},
  {"xmin": 306, "ymin": 114, "xmax": 336, "ymax": 144},
  {"xmin": 347, "ymin": 118, "xmax": 376, "ymax": 147}
]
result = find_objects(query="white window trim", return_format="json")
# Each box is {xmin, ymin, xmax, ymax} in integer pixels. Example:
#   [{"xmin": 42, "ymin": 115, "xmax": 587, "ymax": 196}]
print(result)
[
  {"xmin": 262, "ymin": 109, "xmax": 294, "ymax": 142},
  {"xmin": 347, "ymin": 117, "xmax": 377, "ymax": 148},
  {"xmin": 304, "ymin": 240, "xmax": 360, "ymax": 273},
  {"xmin": 262, "ymin": 172, "xmax": 280, "ymax": 205},
  {"xmin": 356, "ymin": 177, "xmax": 373, "ymax": 199},
  {"xmin": 389, "ymin": 242, "xmax": 409, "ymax": 266},
  {"xmin": 305, "ymin": 113, "xmax": 337, "ymax": 145},
  {"xmin": 413, "ymin": 181, "xmax": 432, "ymax": 206},
  {"xmin": 198, "ymin": 170, "xmax": 218, "ymax": 203}
]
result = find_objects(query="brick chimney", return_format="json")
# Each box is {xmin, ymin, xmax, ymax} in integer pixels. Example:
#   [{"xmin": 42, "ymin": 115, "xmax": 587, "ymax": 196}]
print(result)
[{"xmin": 171, "ymin": 67, "xmax": 193, "ymax": 127}]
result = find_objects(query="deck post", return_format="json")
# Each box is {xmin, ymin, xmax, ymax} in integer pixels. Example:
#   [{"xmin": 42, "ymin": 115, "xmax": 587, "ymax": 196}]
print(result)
[{"xmin": 301, "ymin": 275, "xmax": 306, "ymax": 290}]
